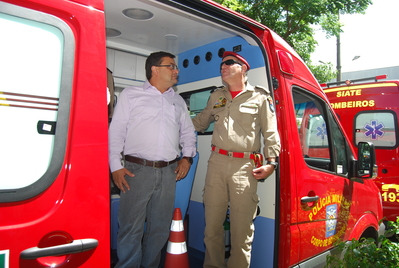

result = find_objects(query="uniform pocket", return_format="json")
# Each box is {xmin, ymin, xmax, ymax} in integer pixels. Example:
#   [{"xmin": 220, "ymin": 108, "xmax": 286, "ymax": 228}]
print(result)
[{"xmin": 239, "ymin": 102, "xmax": 259, "ymax": 114}]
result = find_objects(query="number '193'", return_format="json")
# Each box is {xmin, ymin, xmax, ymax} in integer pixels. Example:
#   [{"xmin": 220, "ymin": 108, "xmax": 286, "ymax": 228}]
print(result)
[{"xmin": 382, "ymin": 192, "xmax": 399, "ymax": 202}]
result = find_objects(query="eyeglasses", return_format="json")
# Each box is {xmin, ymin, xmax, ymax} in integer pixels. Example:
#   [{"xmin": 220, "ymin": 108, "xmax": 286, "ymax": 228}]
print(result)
[
  {"xmin": 220, "ymin": 59, "xmax": 242, "ymax": 69},
  {"xmin": 155, "ymin": 64, "xmax": 179, "ymax": 70}
]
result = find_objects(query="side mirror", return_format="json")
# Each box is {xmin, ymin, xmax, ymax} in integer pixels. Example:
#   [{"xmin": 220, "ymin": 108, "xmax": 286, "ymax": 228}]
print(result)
[{"xmin": 357, "ymin": 142, "xmax": 377, "ymax": 179}]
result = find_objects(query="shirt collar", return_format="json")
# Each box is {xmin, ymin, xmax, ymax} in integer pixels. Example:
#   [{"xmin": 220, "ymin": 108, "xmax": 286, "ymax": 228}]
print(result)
[
  {"xmin": 144, "ymin": 80, "xmax": 175, "ymax": 95},
  {"xmin": 222, "ymin": 83, "xmax": 254, "ymax": 93}
]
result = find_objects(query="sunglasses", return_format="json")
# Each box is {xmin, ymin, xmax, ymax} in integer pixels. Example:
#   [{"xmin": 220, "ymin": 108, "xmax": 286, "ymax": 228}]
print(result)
[{"xmin": 220, "ymin": 59, "xmax": 242, "ymax": 69}]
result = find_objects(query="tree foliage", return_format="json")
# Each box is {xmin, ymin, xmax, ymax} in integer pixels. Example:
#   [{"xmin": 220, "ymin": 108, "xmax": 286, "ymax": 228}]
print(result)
[{"xmin": 215, "ymin": 0, "xmax": 372, "ymax": 83}]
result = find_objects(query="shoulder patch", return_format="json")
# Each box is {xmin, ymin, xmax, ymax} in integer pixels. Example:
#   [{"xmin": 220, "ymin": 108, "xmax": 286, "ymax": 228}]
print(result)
[{"xmin": 267, "ymin": 95, "xmax": 275, "ymax": 113}]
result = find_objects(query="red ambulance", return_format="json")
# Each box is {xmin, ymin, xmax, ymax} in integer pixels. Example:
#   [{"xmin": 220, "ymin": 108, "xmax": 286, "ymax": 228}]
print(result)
[
  {"xmin": 0, "ymin": 0, "xmax": 383, "ymax": 267},
  {"xmin": 324, "ymin": 75, "xmax": 399, "ymax": 222}
]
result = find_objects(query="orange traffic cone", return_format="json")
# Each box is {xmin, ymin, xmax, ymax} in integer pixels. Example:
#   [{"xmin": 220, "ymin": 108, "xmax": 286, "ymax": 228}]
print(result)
[{"xmin": 164, "ymin": 208, "xmax": 189, "ymax": 268}]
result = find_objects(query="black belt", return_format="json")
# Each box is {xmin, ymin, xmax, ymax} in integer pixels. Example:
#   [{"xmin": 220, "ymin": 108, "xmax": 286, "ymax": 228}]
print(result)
[{"xmin": 124, "ymin": 155, "xmax": 178, "ymax": 168}]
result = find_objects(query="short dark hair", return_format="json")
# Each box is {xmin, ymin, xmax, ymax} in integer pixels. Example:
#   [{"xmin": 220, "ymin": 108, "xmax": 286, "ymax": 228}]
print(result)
[{"xmin": 145, "ymin": 51, "xmax": 176, "ymax": 80}]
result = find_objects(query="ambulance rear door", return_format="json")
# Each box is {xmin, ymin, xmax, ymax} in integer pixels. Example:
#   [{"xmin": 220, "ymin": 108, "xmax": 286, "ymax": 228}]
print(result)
[
  {"xmin": 0, "ymin": 0, "xmax": 109, "ymax": 267},
  {"xmin": 324, "ymin": 81, "xmax": 399, "ymax": 221}
]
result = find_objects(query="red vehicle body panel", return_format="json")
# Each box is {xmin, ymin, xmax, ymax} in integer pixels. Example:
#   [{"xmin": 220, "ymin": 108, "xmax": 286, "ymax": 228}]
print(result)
[
  {"xmin": 0, "ymin": 0, "xmax": 383, "ymax": 267},
  {"xmin": 325, "ymin": 81, "xmax": 399, "ymax": 221},
  {"xmin": 0, "ymin": 0, "xmax": 109, "ymax": 267}
]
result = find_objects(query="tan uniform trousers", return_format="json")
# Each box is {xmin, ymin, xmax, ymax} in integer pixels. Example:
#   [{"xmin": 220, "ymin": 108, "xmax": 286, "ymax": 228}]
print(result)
[{"xmin": 203, "ymin": 152, "xmax": 259, "ymax": 268}]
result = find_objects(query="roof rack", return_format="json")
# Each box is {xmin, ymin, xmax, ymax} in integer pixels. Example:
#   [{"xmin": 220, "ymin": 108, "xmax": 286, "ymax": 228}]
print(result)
[{"xmin": 320, "ymin": 75, "xmax": 387, "ymax": 88}]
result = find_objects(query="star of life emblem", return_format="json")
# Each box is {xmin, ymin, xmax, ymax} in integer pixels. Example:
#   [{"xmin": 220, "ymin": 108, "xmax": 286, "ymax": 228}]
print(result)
[{"xmin": 364, "ymin": 120, "xmax": 384, "ymax": 140}]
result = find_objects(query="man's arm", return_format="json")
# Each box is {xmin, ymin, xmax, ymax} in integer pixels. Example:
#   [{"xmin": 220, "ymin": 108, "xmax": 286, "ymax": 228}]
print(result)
[
  {"xmin": 176, "ymin": 97, "xmax": 197, "ymax": 180},
  {"xmin": 192, "ymin": 92, "xmax": 217, "ymax": 132},
  {"xmin": 109, "ymin": 89, "xmax": 134, "ymax": 191}
]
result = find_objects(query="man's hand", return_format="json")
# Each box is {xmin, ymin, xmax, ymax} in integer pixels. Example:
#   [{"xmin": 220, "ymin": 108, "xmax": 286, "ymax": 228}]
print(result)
[
  {"xmin": 175, "ymin": 158, "xmax": 191, "ymax": 181},
  {"xmin": 112, "ymin": 168, "xmax": 134, "ymax": 193},
  {"xmin": 252, "ymin": 165, "xmax": 275, "ymax": 181}
]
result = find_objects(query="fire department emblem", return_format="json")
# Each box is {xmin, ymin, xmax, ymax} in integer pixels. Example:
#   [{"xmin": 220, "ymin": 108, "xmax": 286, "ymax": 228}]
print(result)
[{"xmin": 326, "ymin": 204, "xmax": 337, "ymax": 238}]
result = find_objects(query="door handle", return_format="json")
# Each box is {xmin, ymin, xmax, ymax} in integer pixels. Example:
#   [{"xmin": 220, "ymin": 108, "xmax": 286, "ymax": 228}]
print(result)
[
  {"xmin": 20, "ymin": 238, "xmax": 98, "ymax": 259},
  {"xmin": 301, "ymin": 195, "xmax": 320, "ymax": 203}
]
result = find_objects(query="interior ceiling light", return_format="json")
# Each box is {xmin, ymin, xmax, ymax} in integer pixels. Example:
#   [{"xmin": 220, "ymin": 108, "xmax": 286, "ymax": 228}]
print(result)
[
  {"xmin": 106, "ymin": 28, "xmax": 121, "ymax": 38},
  {"xmin": 122, "ymin": 8, "xmax": 154, "ymax": 20},
  {"xmin": 164, "ymin": 34, "xmax": 178, "ymax": 40}
]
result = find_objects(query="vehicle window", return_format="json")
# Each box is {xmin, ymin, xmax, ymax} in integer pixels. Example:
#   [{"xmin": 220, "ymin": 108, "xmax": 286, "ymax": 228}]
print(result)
[
  {"xmin": 355, "ymin": 111, "xmax": 398, "ymax": 148},
  {"xmin": 0, "ymin": 3, "xmax": 74, "ymax": 202},
  {"xmin": 329, "ymin": 112, "xmax": 349, "ymax": 174},
  {"xmin": 292, "ymin": 88, "xmax": 349, "ymax": 175},
  {"xmin": 180, "ymin": 86, "xmax": 217, "ymax": 135}
]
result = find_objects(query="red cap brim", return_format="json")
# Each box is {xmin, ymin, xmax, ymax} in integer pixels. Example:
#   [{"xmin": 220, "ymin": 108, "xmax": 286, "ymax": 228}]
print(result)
[{"xmin": 222, "ymin": 51, "xmax": 250, "ymax": 70}]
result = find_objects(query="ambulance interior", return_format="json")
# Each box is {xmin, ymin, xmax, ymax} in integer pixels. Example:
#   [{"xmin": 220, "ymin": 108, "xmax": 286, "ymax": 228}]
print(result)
[{"xmin": 105, "ymin": 0, "xmax": 276, "ymax": 263}]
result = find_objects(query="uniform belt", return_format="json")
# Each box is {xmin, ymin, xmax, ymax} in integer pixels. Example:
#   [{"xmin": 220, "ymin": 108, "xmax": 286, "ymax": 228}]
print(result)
[
  {"xmin": 212, "ymin": 146, "xmax": 264, "ymax": 168},
  {"xmin": 211, "ymin": 146, "xmax": 256, "ymax": 160},
  {"xmin": 124, "ymin": 155, "xmax": 178, "ymax": 168}
]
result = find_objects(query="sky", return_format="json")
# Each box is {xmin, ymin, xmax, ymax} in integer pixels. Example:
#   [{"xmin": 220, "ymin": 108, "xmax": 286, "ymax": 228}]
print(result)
[{"xmin": 311, "ymin": 0, "xmax": 399, "ymax": 73}]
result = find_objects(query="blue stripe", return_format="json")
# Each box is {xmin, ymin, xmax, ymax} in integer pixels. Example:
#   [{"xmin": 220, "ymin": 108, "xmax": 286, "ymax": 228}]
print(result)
[{"xmin": 178, "ymin": 36, "xmax": 264, "ymax": 84}]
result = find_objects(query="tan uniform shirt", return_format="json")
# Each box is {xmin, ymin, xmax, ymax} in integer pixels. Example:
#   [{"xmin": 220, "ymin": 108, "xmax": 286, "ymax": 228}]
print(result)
[{"xmin": 192, "ymin": 83, "xmax": 280, "ymax": 158}]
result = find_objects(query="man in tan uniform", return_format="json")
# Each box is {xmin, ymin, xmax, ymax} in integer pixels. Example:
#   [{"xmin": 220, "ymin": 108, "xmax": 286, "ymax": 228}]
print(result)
[{"xmin": 192, "ymin": 51, "xmax": 281, "ymax": 268}]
